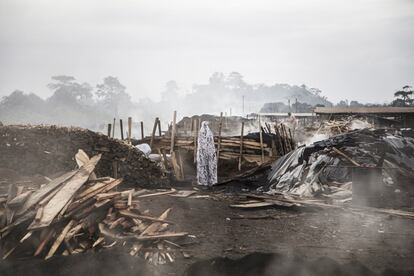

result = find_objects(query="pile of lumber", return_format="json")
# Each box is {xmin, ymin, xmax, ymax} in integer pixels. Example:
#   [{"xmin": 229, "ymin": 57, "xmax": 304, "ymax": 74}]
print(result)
[{"xmin": 0, "ymin": 151, "xmax": 187, "ymax": 265}]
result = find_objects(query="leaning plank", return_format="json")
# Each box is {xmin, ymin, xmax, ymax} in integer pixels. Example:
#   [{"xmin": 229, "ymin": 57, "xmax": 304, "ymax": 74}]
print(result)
[
  {"xmin": 17, "ymin": 171, "xmax": 77, "ymax": 216},
  {"xmin": 7, "ymin": 191, "xmax": 33, "ymax": 208},
  {"xmin": 29, "ymin": 155, "xmax": 101, "ymax": 229},
  {"xmin": 45, "ymin": 220, "xmax": 75, "ymax": 260}
]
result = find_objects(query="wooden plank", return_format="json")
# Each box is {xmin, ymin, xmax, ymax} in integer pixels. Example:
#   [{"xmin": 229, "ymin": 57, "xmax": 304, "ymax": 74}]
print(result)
[
  {"xmin": 138, "ymin": 189, "xmax": 176, "ymax": 198},
  {"xmin": 28, "ymin": 155, "xmax": 101, "ymax": 229},
  {"xmin": 45, "ymin": 220, "xmax": 75, "ymax": 260},
  {"xmin": 119, "ymin": 210, "xmax": 174, "ymax": 224},
  {"xmin": 332, "ymin": 147, "xmax": 361, "ymax": 167},
  {"xmin": 17, "ymin": 171, "xmax": 77, "ymax": 216}
]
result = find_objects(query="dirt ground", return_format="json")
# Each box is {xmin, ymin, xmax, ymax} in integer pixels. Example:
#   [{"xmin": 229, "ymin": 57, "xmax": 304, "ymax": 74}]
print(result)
[
  {"xmin": 1, "ymin": 185, "xmax": 413, "ymax": 275},
  {"xmin": 134, "ymin": 189, "xmax": 414, "ymax": 275}
]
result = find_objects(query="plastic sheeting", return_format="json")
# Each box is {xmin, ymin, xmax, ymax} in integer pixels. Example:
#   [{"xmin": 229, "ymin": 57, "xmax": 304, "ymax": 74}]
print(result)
[
  {"xmin": 267, "ymin": 128, "xmax": 414, "ymax": 197},
  {"xmin": 197, "ymin": 121, "xmax": 218, "ymax": 186}
]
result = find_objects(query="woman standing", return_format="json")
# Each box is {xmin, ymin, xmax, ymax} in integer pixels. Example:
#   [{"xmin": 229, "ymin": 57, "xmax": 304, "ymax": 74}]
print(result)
[{"xmin": 197, "ymin": 121, "xmax": 218, "ymax": 186}]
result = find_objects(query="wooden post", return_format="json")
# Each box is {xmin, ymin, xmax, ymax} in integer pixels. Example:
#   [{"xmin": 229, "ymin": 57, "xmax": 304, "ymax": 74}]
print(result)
[
  {"xmin": 258, "ymin": 116, "xmax": 265, "ymax": 163},
  {"xmin": 128, "ymin": 117, "xmax": 132, "ymax": 144},
  {"xmin": 288, "ymin": 128, "xmax": 295, "ymax": 150},
  {"xmin": 157, "ymin": 118, "xmax": 162, "ymax": 136},
  {"xmin": 178, "ymin": 151, "xmax": 185, "ymax": 180},
  {"xmin": 140, "ymin": 121, "xmax": 144, "ymax": 140},
  {"xmin": 217, "ymin": 112, "xmax": 223, "ymax": 162},
  {"xmin": 193, "ymin": 118, "xmax": 198, "ymax": 164},
  {"xmin": 170, "ymin": 111, "xmax": 177, "ymax": 154},
  {"xmin": 238, "ymin": 122, "xmax": 244, "ymax": 171},
  {"xmin": 274, "ymin": 124, "xmax": 285, "ymax": 156},
  {"xmin": 107, "ymin": 123, "xmax": 112, "ymax": 137},
  {"xmin": 112, "ymin": 118, "xmax": 116, "ymax": 138},
  {"xmin": 150, "ymin": 117, "xmax": 158, "ymax": 148},
  {"xmin": 119, "ymin": 119, "xmax": 124, "ymax": 140}
]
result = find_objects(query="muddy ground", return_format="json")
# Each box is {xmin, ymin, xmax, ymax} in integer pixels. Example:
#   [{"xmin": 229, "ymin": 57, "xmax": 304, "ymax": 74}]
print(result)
[
  {"xmin": 140, "ymin": 191, "xmax": 414, "ymax": 275},
  {"xmin": 1, "ymin": 186, "xmax": 413, "ymax": 275}
]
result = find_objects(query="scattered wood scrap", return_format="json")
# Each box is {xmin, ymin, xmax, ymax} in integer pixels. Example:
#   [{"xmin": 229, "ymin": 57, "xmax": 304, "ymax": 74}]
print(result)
[{"xmin": 0, "ymin": 151, "xmax": 189, "ymax": 265}]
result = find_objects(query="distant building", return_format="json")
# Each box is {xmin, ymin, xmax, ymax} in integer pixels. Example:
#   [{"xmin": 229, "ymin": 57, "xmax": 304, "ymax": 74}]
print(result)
[{"xmin": 314, "ymin": 106, "xmax": 414, "ymax": 127}]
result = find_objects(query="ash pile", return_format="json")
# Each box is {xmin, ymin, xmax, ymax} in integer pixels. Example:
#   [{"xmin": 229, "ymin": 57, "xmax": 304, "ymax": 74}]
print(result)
[
  {"xmin": 0, "ymin": 125, "xmax": 167, "ymax": 187},
  {"xmin": 266, "ymin": 128, "xmax": 414, "ymax": 208},
  {"xmin": 0, "ymin": 151, "xmax": 188, "ymax": 265}
]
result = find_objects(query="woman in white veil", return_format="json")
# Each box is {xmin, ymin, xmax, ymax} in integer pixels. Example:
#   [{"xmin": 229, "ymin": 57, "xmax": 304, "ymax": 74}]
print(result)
[{"xmin": 197, "ymin": 121, "xmax": 218, "ymax": 186}]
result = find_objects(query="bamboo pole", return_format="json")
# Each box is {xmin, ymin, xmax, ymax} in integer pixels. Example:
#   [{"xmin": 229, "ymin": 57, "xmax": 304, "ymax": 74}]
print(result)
[
  {"xmin": 128, "ymin": 117, "xmax": 132, "ymax": 144},
  {"xmin": 140, "ymin": 121, "xmax": 144, "ymax": 140},
  {"xmin": 217, "ymin": 112, "xmax": 223, "ymax": 163},
  {"xmin": 238, "ymin": 122, "xmax": 244, "ymax": 171},
  {"xmin": 274, "ymin": 124, "xmax": 285, "ymax": 156},
  {"xmin": 150, "ymin": 117, "xmax": 158, "ymax": 148},
  {"xmin": 258, "ymin": 116, "xmax": 264, "ymax": 163},
  {"xmin": 119, "ymin": 119, "xmax": 124, "ymax": 140},
  {"xmin": 170, "ymin": 111, "xmax": 177, "ymax": 154},
  {"xmin": 112, "ymin": 118, "xmax": 116, "ymax": 138}
]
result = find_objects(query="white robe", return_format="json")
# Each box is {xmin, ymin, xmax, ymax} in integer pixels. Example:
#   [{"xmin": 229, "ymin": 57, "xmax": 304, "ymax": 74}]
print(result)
[{"xmin": 197, "ymin": 121, "xmax": 218, "ymax": 186}]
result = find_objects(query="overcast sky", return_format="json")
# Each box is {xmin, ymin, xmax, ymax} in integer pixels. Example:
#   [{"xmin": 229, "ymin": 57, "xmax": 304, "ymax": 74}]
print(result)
[{"xmin": 0, "ymin": 0, "xmax": 413, "ymax": 103}]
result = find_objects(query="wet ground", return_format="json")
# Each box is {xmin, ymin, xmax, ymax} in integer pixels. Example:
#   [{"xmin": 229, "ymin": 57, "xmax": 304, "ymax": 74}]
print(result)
[{"xmin": 1, "ymin": 187, "xmax": 414, "ymax": 275}]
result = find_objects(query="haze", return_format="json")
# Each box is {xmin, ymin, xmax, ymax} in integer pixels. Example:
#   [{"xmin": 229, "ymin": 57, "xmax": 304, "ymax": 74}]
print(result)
[{"xmin": 0, "ymin": 0, "xmax": 413, "ymax": 103}]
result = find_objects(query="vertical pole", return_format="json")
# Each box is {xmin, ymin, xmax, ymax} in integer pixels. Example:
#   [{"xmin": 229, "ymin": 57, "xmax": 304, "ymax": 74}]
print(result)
[
  {"xmin": 259, "ymin": 116, "xmax": 264, "ymax": 163},
  {"xmin": 274, "ymin": 124, "xmax": 285, "ymax": 156},
  {"xmin": 238, "ymin": 122, "xmax": 244, "ymax": 171},
  {"xmin": 107, "ymin": 123, "xmax": 112, "ymax": 137},
  {"xmin": 112, "ymin": 118, "xmax": 116, "ymax": 138},
  {"xmin": 150, "ymin": 117, "xmax": 158, "ymax": 148},
  {"xmin": 193, "ymin": 118, "xmax": 198, "ymax": 164},
  {"xmin": 157, "ymin": 118, "xmax": 162, "ymax": 136},
  {"xmin": 119, "ymin": 119, "xmax": 124, "ymax": 140},
  {"xmin": 217, "ymin": 112, "xmax": 223, "ymax": 163},
  {"xmin": 127, "ymin": 117, "xmax": 132, "ymax": 144},
  {"xmin": 170, "ymin": 111, "xmax": 177, "ymax": 154},
  {"xmin": 140, "ymin": 121, "xmax": 144, "ymax": 140}
]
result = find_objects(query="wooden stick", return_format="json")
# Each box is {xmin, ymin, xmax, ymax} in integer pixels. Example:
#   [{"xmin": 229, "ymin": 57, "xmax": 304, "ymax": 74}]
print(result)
[
  {"xmin": 194, "ymin": 118, "xmax": 198, "ymax": 164},
  {"xmin": 107, "ymin": 123, "xmax": 112, "ymax": 137},
  {"xmin": 258, "ymin": 116, "xmax": 264, "ymax": 163},
  {"xmin": 128, "ymin": 117, "xmax": 132, "ymax": 144},
  {"xmin": 112, "ymin": 118, "xmax": 116, "ymax": 138},
  {"xmin": 178, "ymin": 151, "xmax": 185, "ymax": 180},
  {"xmin": 150, "ymin": 117, "xmax": 158, "ymax": 148},
  {"xmin": 238, "ymin": 122, "xmax": 244, "ymax": 171},
  {"xmin": 332, "ymin": 147, "xmax": 361, "ymax": 167},
  {"xmin": 45, "ymin": 220, "xmax": 75, "ymax": 259},
  {"xmin": 119, "ymin": 119, "xmax": 124, "ymax": 140},
  {"xmin": 170, "ymin": 111, "xmax": 177, "ymax": 154},
  {"xmin": 217, "ymin": 112, "xmax": 223, "ymax": 163},
  {"xmin": 157, "ymin": 118, "xmax": 162, "ymax": 136},
  {"xmin": 140, "ymin": 121, "xmax": 144, "ymax": 140}
]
